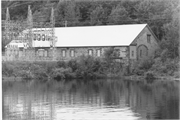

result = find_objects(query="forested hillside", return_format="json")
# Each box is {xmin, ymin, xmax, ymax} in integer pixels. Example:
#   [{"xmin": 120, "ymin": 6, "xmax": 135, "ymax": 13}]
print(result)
[{"xmin": 2, "ymin": 0, "xmax": 179, "ymax": 59}]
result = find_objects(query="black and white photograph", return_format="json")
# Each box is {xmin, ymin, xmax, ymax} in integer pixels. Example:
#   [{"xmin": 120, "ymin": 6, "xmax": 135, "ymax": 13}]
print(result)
[{"xmin": 1, "ymin": 0, "xmax": 180, "ymax": 119}]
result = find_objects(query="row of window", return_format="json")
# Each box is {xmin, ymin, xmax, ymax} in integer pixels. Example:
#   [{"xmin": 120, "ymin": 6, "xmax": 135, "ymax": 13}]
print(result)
[
  {"xmin": 33, "ymin": 34, "xmax": 52, "ymax": 41},
  {"xmin": 14, "ymin": 34, "xmax": 52, "ymax": 42},
  {"xmin": 61, "ymin": 49, "xmax": 101, "ymax": 57},
  {"xmin": 6, "ymin": 45, "xmax": 18, "ymax": 48},
  {"xmin": 36, "ymin": 49, "xmax": 102, "ymax": 58}
]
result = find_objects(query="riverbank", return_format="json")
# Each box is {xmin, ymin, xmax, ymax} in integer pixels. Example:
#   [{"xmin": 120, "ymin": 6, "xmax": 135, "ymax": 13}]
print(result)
[
  {"xmin": 2, "ymin": 56, "xmax": 128, "ymax": 81},
  {"xmin": 124, "ymin": 75, "xmax": 180, "ymax": 81},
  {"xmin": 3, "ymin": 74, "xmax": 179, "ymax": 82},
  {"xmin": 2, "ymin": 55, "xmax": 179, "ymax": 82}
]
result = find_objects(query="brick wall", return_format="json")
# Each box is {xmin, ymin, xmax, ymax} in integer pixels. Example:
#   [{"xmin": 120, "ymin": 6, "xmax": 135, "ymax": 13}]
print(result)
[
  {"xmin": 129, "ymin": 26, "xmax": 159, "ymax": 71},
  {"xmin": 54, "ymin": 46, "xmax": 129, "ymax": 61},
  {"xmin": 136, "ymin": 26, "xmax": 159, "ymax": 60}
]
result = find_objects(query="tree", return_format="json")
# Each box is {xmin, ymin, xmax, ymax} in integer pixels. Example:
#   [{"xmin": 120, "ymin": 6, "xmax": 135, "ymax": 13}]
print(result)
[
  {"xmin": 108, "ymin": 4, "xmax": 132, "ymax": 25},
  {"xmin": 134, "ymin": 0, "xmax": 178, "ymax": 40},
  {"xmin": 160, "ymin": 5, "xmax": 179, "ymax": 59},
  {"xmin": 56, "ymin": 0, "xmax": 80, "ymax": 27},
  {"xmin": 90, "ymin": 5, "xmax": 107, "ymax": 25}
]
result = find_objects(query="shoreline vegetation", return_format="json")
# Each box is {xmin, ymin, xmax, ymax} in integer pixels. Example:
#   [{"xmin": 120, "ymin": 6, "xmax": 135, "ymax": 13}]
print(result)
[
  {"xmin": 2, "ymin": 75, "xmax": 180, "ymax": 82},
  {"xmin": 2, "ymin": 48, "xmax": 179, "ymax": 82},
  {"xmin": 2, "ymin": 55, "xmax": 127, "ymax": 81}
]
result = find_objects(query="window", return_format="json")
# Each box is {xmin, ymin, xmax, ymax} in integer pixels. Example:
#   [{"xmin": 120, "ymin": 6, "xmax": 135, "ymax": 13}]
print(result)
[
  {"xmin": 33, "ymin": 34, "xmax": 36, "ymax": 41},
  {"xmin": 88, "ymin": 49, "xmax": 93, "ymax": 56},
  {"xmin": 96, "ymin": 49, "xmax": 101, "ymax": 57},
  {"xmin": 146, "ymin": 50, "xmax": 148, "ymax": 56},
  {"xmin": 45, "ymin": 35, "xmax": 48, "ymax": 41},
  {"xmin": 36, "ymin": 51, "xmax": 39, "ymax": 56},
  {"xmin": 70, "ymin": 50, "xmax": 75, "ymax": 57},
  {"xmin": 132, "ymin": 50, "xmax": 134, "ymax": 57},
  {"xmin": 140, "ymin": 50, "xmax": 142, "ymax": 57},
  {"xmin": 44, "ymin": 50, "xmax": 47, "ymax": 57},
  {"xmin": 38, "ymin": 49, "xmax": 44, "ymax": 57},
  {"xmin": 114, "ymin": 49, "xmax": 120, "ymax": 57},
  {"xmin": 147, "ymin": 34, "xmax": 151, "ymax": 43},
  {"xmin": 42, "ymin": 34, "xmax": 45, "ymax": 41},
  {"xmin": 62, "ymin": 50, "xmax": 66, "ymax": 57},
  {"xmin": 38, "ymin": 34, "xmax": 41, "ymax": 41},
  {"xmin": 48, "ymin": 36, "xmax": 51, "ymax": 41}
]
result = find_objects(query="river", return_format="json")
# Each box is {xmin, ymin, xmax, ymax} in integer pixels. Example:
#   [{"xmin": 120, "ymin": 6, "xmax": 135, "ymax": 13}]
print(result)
[{"xmin": 2, "ymin": 79, "xmax": 179, "ymax": 120}]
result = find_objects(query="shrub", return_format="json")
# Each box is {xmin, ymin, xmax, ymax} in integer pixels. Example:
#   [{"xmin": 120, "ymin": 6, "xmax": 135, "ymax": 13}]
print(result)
[
  {"xmin": 150, "ymin": 57, "xmax": 178, "ymax": 76},
  {"xmin": 133, "ymin": 69, "xmax": 144, "ymax": 76},
  {"xmin": 57, "ymin": 61, "xmax": 67, "ymax": 68},
  {"xmin": 30, "ymin": 65, "xmax": 49, "ymax": 81},
  {"xmin": 67, "ymin": 59, "xmax": 78, "ymax": 72},
  {"xmin": 173, "ymin": 71, "xmax": 180, "ymax": 78},
  {"xmin": 138, "ymin": 58, "xmax": 154, "ymax": 70},
  {"xmin": 2, "ymin": 63, "xmax": 14, "ymax": 77},
  {"xmin": 103, "ymin": 47, "xmax": 114, "ymax": 62},
  {"xmin": 74, "ymin": 56, "xmax": 107, "ymax": 79},
  {"xmin": 17, "ymin": 70, "xmax": 33, "ymax": 79},
  {"xmin": 145, "ymin": 71, "xmax": 156, "ymax": 80},
  {"xmin": 52, "ymin": 67, "xmax": 75, "ymax": 80}
]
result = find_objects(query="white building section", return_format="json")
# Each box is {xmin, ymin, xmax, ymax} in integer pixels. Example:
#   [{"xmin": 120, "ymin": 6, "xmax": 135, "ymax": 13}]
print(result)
[{"xmin": 6, "ymin": 24, "xmax": 147, "ymax": 48}]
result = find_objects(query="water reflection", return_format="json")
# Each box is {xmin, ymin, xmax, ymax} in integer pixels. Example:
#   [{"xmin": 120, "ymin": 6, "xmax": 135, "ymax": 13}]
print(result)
[{"xmin": 3, "ymin": 79, "xmax": 179, "ymax": 120}]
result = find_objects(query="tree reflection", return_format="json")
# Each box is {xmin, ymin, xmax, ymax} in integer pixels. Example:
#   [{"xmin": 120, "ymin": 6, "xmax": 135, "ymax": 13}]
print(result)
[{"xmin": 2, "ymin": 79, "xmax": 179, "ymax": 120}]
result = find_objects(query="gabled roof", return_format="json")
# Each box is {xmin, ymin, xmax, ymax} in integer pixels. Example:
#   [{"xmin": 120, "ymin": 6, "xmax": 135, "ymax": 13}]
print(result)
[
  {"xmin": 54, "ymin": 24, "xmax": 147, "ymax": 47},
  {"xmin": 6, "ymin": 24, "xmax": 148, "ymax": 48}
]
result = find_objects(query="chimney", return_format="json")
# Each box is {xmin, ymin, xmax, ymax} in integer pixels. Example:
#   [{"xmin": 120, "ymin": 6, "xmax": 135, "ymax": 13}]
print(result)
[{"xmin": 65, "ymin": 21, "xmax": 67, "ymax": 27}]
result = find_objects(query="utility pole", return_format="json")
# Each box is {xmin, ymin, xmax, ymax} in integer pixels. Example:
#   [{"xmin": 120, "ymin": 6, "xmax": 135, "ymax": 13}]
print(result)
[
  {"xmin": 50, "ymin": 7, "xmax": 56, "ymax": 61},
  {"xmin": 26, "ymin": 5, "xmax": 34, "ymax": 61},
  {"xmin": 5, "ymin": 7, "xmax": 10, "ymax": 40},
  {"xmin": 27, "ymin": 5, "xmax": 33, "ymax": 48},
  {"xmin": 4, "ymin": 7, "xmax": 10, "ymax": 61},
  {"xmin": 179, "ymin": 2, "xmax": 180, "ymax": 78}
]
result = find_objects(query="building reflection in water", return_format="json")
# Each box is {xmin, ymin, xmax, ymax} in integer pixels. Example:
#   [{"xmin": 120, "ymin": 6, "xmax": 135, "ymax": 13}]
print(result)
[{"xmin": 2, "ymin": 79, "xmax": 179, "ymax": 120}]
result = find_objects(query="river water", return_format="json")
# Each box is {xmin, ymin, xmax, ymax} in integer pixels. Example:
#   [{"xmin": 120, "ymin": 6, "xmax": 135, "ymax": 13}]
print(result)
[{"xmin": 2, "ymin": 79, "xmax": 179, "ymax": 120}]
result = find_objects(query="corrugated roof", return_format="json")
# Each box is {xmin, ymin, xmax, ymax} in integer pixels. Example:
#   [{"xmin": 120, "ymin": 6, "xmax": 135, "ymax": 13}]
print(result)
[
  {"xmin": 6, "ymin": 24, "xmax": 147, "ymax": 48},
  {"xmin": 54, "ymin": 24, "xmax": 147, "ymax": 47}
]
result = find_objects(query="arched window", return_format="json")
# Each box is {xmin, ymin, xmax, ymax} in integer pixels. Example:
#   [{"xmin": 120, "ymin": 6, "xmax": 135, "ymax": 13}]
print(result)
[
  {"xmin": 38, "ymin": 34, "xmax": 41, "ymax": 41},
  {"xmin": 38, "ymin": 49, "xmax": 44, "ymax": 57},
  {"xmin": 42, "ymin": 34, "xmax": 45, "ymax": 41},
  {"xmin": 44, "ymin": 50, "xmax": 47, "ymax": 57},
  {"xmin": 88, "ymin": 49, "xmax": 93, "ymax": 56},
  {"xmin": 96, "ymin": 49, "xmax": 101, "ymax": 57},
  {"xmin": 62, "ymin": 50, "xmax": 66, "ymax": 57},
  {"xmin": 70, "ymin": 50, "xmax": 75, "ymax": 57}
]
